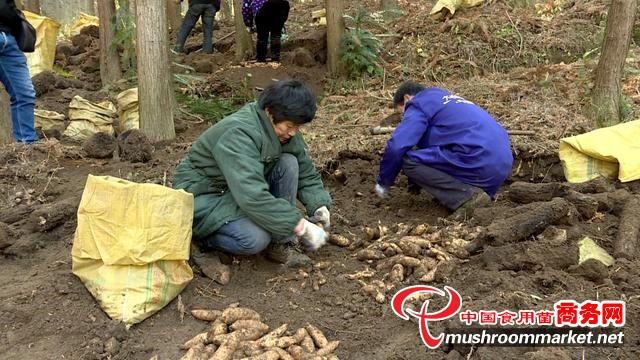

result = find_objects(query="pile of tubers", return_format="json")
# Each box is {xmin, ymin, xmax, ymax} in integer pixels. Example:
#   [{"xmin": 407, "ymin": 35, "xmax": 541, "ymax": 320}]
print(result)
[{"xmin": 182, "ymin": 304, "xmax": 340, "ymax": 360}]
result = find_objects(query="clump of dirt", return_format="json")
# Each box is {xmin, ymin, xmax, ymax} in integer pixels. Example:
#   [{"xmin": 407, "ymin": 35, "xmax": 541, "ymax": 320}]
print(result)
[
  {"xmin": 31, "ymin": 70, "xmax": 87, "ymax": 96},
  {"xmin": 289, "ymin": 47, "xmax": 316, "ymax": 67},
  {"xmin": 183, "ymin": 53, "xmax": 224, "ymax": 73},
  {"xmin": 83, "ymin": 132, "xmax": 117, "ymax": 159},
  {"xmin": 0, "ymin": 222, "xmax": 12, "ymax": 250},
  {"xmin": 117, "ymin": 129, "xmax": 153, "ymax": 163}
]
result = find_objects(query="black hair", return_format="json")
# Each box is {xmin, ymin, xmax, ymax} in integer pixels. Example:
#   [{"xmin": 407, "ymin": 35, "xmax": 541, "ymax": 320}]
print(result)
[
  {"xmin": 258, "ymin": 80, "xmax": 317, "ymax": 124},
  {"xmin": 393, "ymin": 81, "xmax": 426, "ymax": 107}
]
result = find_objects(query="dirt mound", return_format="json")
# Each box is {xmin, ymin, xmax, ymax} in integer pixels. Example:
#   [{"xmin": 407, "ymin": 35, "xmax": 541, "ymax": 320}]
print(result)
[
  {"xmin": 388, "ymin": 0, "xmax": 607, "ymax": 79},
  {"xmin": 117, "ymin": 129, "xmax": 153, "ymax": 163},
  {"xmin": 83, "ymin": 132, "xmax": 117, "ymax": 159},
  {"xmin": 32, "ymin": 70, "xmax": 88, "ymax": 96}
]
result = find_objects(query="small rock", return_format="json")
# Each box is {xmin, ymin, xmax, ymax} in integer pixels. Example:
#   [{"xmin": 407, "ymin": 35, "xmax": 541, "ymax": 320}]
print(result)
[
  {"xmin": 104, "ymin": 337, "xmax": 120, "ymax": 356},
  {"xmin": 342, "ymin": 311, "xmax": 357, "ymax": 320}
]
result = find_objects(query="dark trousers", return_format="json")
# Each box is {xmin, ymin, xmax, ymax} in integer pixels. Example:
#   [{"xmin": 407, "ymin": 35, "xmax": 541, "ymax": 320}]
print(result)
[
  {"xmin": 402, "ymin": 157, "xmax": 477, "ymax": 211},
  {"xmin": 255, "ymin": 0, "xmax": 289, "ymax": 61},
  {"xmin": 175, "ymin": 4, "xmax": 217, "ymax": 54}
]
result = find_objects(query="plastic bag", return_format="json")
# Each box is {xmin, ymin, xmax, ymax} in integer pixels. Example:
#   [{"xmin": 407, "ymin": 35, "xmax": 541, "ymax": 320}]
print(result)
[
  {"xmin": 63, "ymin": 96, "xmax": 117, "ymax": 141},
  {"xmin": 71, "ymin": 175, "xmax": 194, "ymax": 326},
  {"xmin": 559, "ymin": 120, "xmax": 640, "ymax": 183},
  {"xmin": 23, "ymin": 11, "xmax": 60, "ymax": 76},
  {"xmin": 430, "ymin": 0, "xmax": 484, "ymax": 17},
  {"xmin": 70, "ymin": 13, "xmax": 99, "ymax": 37}
]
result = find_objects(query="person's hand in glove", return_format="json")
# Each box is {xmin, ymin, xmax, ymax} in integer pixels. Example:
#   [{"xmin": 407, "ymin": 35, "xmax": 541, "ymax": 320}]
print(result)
[
  {"xmin": 375, "ymin": 183, "xmax": 389, "ymax": 199},
  {"xmin": 308, "ymin": 205, "xmax": 330, "ymax": 229},
  {"xmin": 294, "ymin": 219, "xmax": 327, "ymax": 251}
]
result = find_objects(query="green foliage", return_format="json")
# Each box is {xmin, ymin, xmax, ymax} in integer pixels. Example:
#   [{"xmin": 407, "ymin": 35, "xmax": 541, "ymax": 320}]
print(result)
[
  {"xmin": 112, "ymin": 0, "xmax": 137, "ymax": 76},
  {"xmin": 176, "ymin": 94, "xmax": 237, "ymax": 124},
  {"xmin": 340, "ymin": 9, "xmax": 384, "ymax": 79},
  {"xmin": 496, "ymin": 25, "xmax": 516, "ymax": 39}
]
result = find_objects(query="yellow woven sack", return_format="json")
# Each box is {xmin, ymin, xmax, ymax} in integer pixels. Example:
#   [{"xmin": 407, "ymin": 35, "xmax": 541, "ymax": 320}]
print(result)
[
  {"xmin": 24, "ymin": 11, "xmax": 60, "ymax": 77},
  {"xmin": 430, "ymin": 0, "xmax": 484, "ymax": 16},
  {"xmin": 71, "ymin": 175, "xmax": 194, "ymax": 326},
  {"xmin": 70, "ymin": 13, "xmax": 100, "ymax": 37},
  {"xmin": 64, "ymin": 96, "xmax": 117, "ymax": 141},
  {"xmin": 559, "ymin": 120, "xmax": 640, "ymax": 183},
  {"xmin": 116, "ymin": 88, "xmax": 139, "ymax": 132},
  {"xmin": 34, "ymin": 109, "xmax": 66, "ymax": 132}
]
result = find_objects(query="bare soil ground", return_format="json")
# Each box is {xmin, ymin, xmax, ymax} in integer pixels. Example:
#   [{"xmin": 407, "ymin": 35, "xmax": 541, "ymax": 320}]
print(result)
[{"xmin": 2, "ymin": 1, "xmax": 640, "ymax": 359}]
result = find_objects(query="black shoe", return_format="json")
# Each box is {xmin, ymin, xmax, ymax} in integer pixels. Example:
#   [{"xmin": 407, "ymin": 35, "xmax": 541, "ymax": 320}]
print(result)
[
  {"xmin": 265, "ymin": 241, "xmax": 311, "ymax": 268},
  {"xmin": 449, "ymin": 191, "xmax": 491, "ymax": 222}
]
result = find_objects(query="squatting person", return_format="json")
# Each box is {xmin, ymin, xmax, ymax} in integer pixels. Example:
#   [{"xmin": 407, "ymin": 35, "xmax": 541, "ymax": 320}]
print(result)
[
  {"xmin": 375, "ymin": 81, "xmax": 513, "ymax": 220},
  {"xmin": 173, "ymin": 79, "xmax": 331, "ymax": 267}
]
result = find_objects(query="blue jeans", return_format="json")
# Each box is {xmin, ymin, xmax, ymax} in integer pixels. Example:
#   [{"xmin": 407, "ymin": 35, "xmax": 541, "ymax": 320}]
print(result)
[
  {"xmin": 0, "ymin": 32, "xmax": 37, "ymax": 143},
  {"xmin": 175, "ymin": 4, "xmax": 216, "ymax": 54},
  {"xmin": 201, "ymin": 153, "xmax": 299, "ymax": 255}
]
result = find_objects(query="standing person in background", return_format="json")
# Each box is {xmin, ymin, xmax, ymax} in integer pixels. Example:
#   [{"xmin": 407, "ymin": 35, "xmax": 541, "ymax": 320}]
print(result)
[
  {"xmin": 172, "ymin": 0, "xmax": 220, "ymax": 54},
  {"xmin": 242, "ymin": 0, "xmax": 290, "ymax": 62},
  {"xmin": 0, "ymin": 0, "xmax": 37, "ymax": 144}
]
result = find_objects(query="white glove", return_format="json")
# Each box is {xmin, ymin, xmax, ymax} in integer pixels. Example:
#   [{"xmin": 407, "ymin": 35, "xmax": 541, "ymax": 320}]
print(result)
[
  {"xmin": 375, "ymin": 184, "xmax": 389, "ymax": 199},
  {"xmin": 308, "ymin": 206, "xmax": 330, "ymax": 229},
  {"xmin": 295, "ymin": 219, "xmax": 327, "ymax": 251}
]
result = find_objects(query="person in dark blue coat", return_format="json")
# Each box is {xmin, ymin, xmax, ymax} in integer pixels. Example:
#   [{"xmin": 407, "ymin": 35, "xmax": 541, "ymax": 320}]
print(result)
[{"xmin": 375, "ymin": 81, "xmax": 513, "ymax": 220}]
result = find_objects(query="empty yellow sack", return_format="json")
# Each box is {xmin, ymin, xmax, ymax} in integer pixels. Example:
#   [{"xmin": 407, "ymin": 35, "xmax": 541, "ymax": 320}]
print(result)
[
  {"xmin": 64, "ymin": 96, "xmax": 117, "ymax": 141},
  {"xmin": 559, "ymin": 120, "xmax": 640, "ymax": 183},
  {"xmin": 70, "ymin": 13, "xmax": 99, "ymax": 37},
  {"xmin": 71, "ymin": 175, "xmax": 195, "ymax": 326},
  {"xmin": 116, "ymin": 87, "xmax": 139, "ymax": 132},
  {"xmin": 24, "ymin": 11, "xmax": 60, "ymax": 77},
  {"xmin": 430, "ymin": 0, "xmax": 484, "ymax": 16}
]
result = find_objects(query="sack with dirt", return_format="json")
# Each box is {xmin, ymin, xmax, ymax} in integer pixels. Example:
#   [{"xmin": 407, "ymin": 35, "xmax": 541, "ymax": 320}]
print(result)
[
  {"xmin": 34, "ymin": 109, "xmax": 66, "ymax": 132},
  {"xmin": 71, "ymin": 175, "xmax": 194, "ymax": 326},
  {"xmin": 115, "ymin": 88, "xmax": 139, "ymax": 132},
  {"xmin": 23, "ymin": 11, "xmax": 60, "ymax": 77},
  {"xmin": 69, "ymin": 13, "xmax": 99, "ymax": 37},
  {"xmin": 559, "ymin": 119, "xmax": 640, "ymax": 183},
  {"xmin": 63, "ymin": 96, "xmax": 117, "ymax": 141}
]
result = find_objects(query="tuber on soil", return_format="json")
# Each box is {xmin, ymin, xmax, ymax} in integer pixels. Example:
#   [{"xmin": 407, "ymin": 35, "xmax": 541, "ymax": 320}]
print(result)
[
  {"xmin": 191, "ymin": 309, "xmax": 222, "ymax": 322},
  {"xmin": 220, "ymin": 307, "xmax": 261, "ymax": 324},
  {"xmin": 305, "ymin": 324, "xmax": 328, "ymax": 348},
  {"xmin": 614, "ymin": 196, "xmax": 640, "ymax": 260}
]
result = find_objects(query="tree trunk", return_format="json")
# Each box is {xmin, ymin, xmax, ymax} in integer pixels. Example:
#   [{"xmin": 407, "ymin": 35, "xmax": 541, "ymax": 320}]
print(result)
[
  {"xmin": 23, "ymin": 0, "xmax": 40, "ymax": 13},
  {"xmin": 590, "ymin": 0, "xmax": 637, "ymax": 127},
  {"xmin": 135, "ymin": 0, "xmax": 175, "ymax": 142},
  {"xmin": 98, "ymin": 0, "xmax": 122, "ymax": 87},
  {"xmin": 233, "ymin": 0, "xmax": 253, "ymax": 61},
  {"xmin": 0, "ymin": 85, "xmax": 12, "ymax": 144},
  {"xmin": 167, "ymin": 0, "xmax": 182, "ymax": 31},
  {"xmin": 326, "ymin": 0, "xmax": 344, "ymax": 76},
  {"xmin": 219, "ymin": 0, "xmax": 232, "ymax": 22}
]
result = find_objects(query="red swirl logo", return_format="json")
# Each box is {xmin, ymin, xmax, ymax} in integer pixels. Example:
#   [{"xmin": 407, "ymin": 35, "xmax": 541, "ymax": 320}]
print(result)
[{"xmin": 391, "ymin": 286, "xmax": 463, "ymax": 349}]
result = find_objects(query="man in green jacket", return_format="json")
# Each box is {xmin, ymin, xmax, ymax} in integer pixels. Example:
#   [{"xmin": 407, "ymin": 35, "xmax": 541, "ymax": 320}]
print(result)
[{"xmin": 173, "ymin": 80, "xmax": 331, "ymax": 267}]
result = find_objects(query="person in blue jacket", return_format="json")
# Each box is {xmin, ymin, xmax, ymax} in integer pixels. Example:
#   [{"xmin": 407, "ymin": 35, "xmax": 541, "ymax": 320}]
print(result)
[{"xmin": 375, "ymin": 81, "xmax": 513, "ymax": 220}]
